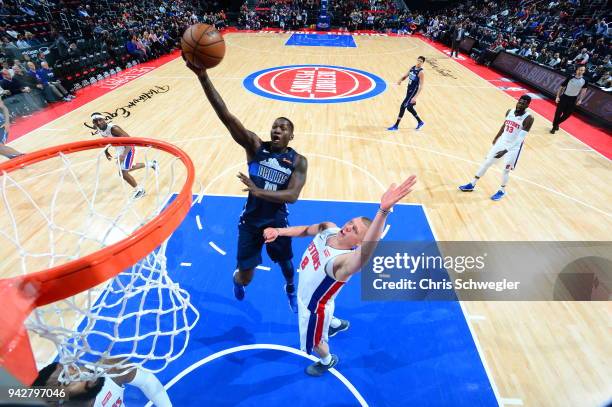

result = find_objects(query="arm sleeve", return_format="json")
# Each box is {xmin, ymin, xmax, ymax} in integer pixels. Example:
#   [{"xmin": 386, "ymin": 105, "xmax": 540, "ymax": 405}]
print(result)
[{"xmin": 129, "ymin": 369, "xmax": 172, "ymax": 407}]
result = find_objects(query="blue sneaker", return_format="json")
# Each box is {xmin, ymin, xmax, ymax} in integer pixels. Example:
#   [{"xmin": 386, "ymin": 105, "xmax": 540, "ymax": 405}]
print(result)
[
  {"xmin": 458, "ymin": 183, "xmax": 475, "ymax": 192},
  {"xmin": 491, "ymin": 190, "xmax": 505, "ymax": 201},
  {"xmin": 328, "ymin": 319, "xmax": 350, "ymax": 337},
  {"xmin": 285, "ymin": 284, "xmax": 298, "ymax": 313},
  {"xmin": 416, "ymin": 121, "xmax": 425, "ymax": 130},
  {"xmin": 233, "ymin": 270, "xmax": 245, "ymax": 301},
  {"xmin": 387, "ymin": 125, "xmax": 399, "ymax": 131}
]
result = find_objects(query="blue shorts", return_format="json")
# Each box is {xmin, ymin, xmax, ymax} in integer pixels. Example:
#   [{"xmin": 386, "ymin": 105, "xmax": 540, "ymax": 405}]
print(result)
[{"xmin": 237, "ymin": 218, "xmax": 293, "ymax": 271}]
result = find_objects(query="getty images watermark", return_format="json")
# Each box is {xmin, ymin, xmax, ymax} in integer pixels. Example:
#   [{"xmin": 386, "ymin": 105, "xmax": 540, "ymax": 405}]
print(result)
[{"xmin": 360, "ymin": 242, "xmax": 611, "ymax": 301}]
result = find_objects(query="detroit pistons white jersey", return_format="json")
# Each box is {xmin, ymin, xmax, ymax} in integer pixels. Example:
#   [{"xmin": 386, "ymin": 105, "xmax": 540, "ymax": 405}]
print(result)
[
  {"xmin": 297, "ymin": 227, "xmax": 353, "ymax": 353},
  {"xmin": 297, "ymin": 227, "xmax": 353, "ymax": 312},
  {"xmin": 93, "ymin": 376, "xmax": 125, "ymax": 407},
  {"xmin": 495, "ymin": 109, "xmax": 530, "ymax": 150},
  {"xmin": 97, "ymin": 123, "xmax": 126, "ymax": 155}
]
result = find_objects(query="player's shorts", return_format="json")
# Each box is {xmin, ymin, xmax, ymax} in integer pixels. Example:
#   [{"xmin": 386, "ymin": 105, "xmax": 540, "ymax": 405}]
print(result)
[
  {"xmin": 486, "ymin": 142, "xmax": 524, "ymax": 170},
  {"xmin": 401, "ymin": 88, "xmax": 418, "ymax": 107},
  {"xmin": 298, "ymin": 298, "xmax": 334, "ymax": 355},
  {"xmin": 118, "ymin": 146, "xmax": 135, "ymax": 171},
  {"xmin": 236, "ymin": 218, "xmax": 293, "ymax": 271}
]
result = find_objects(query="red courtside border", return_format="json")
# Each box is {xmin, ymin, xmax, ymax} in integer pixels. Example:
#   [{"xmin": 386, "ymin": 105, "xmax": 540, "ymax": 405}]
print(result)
[
  {"xmin": 8, "ymin": 50, "xmax": 182, "ymax": 142},
  {"xmin": 414, "ymin": 34, "xmax": 611, "ymax": 159},
  {"xmin": 8, "ymin": 30, "xmax": 611, "ymax": 159}
]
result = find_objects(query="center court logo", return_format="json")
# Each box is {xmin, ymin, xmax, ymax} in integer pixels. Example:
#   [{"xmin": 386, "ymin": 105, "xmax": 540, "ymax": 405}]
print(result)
[{"xmin": 243, "ymin": 65, "xmax": 386, "ymax": 103}]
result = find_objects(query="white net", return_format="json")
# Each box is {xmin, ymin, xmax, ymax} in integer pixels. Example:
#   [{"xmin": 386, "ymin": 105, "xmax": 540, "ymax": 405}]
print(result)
[{"xmin": 0, "ymin": 141, "xmax": 199, "ymax": 382}]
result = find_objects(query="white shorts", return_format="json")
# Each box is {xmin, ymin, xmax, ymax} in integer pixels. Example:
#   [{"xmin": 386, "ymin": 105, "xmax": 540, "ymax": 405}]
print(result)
[
  {"xmin": 298, "ymin": 298, "xmax": 334, "ymax": 355},
  {"xmin": 117, "ymin": 146, "xmax": 135, "ymax": 171},
  {"xmin": 486, "ymin": 142, "xmax": 524, "ymax": 170}
]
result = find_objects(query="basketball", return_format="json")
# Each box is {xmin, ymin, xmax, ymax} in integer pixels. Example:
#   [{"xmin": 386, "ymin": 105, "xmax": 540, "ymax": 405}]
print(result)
[{"xmin": 181, "ymin": 23, "xmax": 225, "ymax": 69}]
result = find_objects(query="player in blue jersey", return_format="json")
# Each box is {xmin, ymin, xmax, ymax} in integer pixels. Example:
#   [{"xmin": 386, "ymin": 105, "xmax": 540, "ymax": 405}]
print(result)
[
  {"xmin": 388, "ymin": 56, "xmax": 426, "ymax": 131},
  {"xmin": 185, "ymin": 58, "xmax": 308, "ymax": 313},
  {"xmin": 0, "ymin": 97, "xmax": 23, "ymax": 160}
]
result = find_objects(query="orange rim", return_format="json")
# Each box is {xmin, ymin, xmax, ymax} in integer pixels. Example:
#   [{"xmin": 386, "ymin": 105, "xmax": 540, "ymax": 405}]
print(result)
[
  {"xmin": 0, "ymin": 138, "xmax": 194, "ymax": 383},
  {"xmin": 1, "ymin": 137, "xmax": 194, "ymax": 305}
]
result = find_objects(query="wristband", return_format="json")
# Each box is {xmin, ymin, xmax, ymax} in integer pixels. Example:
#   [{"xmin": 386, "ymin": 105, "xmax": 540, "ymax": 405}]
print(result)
[{"xmin": 378, "ymin": 207, "xmax": 390, "ymax": 215}]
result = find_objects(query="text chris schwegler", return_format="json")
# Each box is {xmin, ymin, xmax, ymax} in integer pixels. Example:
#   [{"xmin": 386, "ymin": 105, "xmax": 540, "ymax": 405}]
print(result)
[{"xmin": 369, "ymin": 253, "xmax": 521, "ymax": 292}]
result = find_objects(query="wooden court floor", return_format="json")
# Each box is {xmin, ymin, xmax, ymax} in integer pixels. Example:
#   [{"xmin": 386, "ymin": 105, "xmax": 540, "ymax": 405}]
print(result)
[{"xmin": 2, "ymin": 33, "xmax": 611, "ymax": 406}]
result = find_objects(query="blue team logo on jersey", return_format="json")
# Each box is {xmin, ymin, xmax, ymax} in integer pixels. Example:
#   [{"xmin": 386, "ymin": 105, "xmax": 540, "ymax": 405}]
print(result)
[{"xmin": 243, "ymin": 65, "xmax": 386, "ymax": 104}]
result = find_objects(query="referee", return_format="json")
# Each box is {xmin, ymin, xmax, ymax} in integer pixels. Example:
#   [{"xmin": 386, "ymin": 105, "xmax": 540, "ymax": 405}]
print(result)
[{"xmin": 551, "ymin": 65, "xmax": 588, "ymax": 134}]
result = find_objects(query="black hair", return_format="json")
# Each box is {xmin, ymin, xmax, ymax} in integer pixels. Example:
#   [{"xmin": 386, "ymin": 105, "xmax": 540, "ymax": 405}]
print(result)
[
  {"xmin": 276, "ymin": 117, "xmax": 294, "ymax": 133},
  {"xmin": 519, "ymin": 94, "xmax": 532, "ymax": 103},
  {"xmin": 32, "ymin": 362, "xmax": 59, "ymax": 387},
  {"xmin": 418, "ymin": 56, "xmax": 426, "ymax": 62},
  {"xmin": 69, "ymin": 377, "xmax": 105, "ymax": 402}
]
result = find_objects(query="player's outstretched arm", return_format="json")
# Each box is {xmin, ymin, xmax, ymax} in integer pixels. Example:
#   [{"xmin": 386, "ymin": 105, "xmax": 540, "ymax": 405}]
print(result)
[
  {"xmin": 184, "ymin": 57, "xmax": 261, "ymax": 157},
  {"xmin": 492, "ymin": 109, "xmax": 510, "ymax": 145},
  {"xmin": 263, "ymin": 221, "xmax": 336, "ymax": 243},
  {"xmin": 237, "ymin": 155, "xmax": 308, "ymax": 204},
  {"xmin": 110, "ymin": 125, "xmax": 130, "ymax": 137},
  {"xmin": 522, "ymin": 115, "xmax": 534, "ymax": 132},
  {"xmin": 333, "ymin": 176, "xmax": 417, "ymax": 282}
]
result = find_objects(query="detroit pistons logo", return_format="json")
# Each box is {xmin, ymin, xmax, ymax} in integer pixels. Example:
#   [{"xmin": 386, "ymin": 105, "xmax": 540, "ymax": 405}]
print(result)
[{"xmin": 243, "ymin": 65, "xmax": 386, "ymax": 103}]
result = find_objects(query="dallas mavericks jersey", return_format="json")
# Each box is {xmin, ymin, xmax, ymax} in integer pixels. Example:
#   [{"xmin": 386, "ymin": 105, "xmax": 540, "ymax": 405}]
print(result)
[
  {"xmin": 406, "ymin": 66, "xmax": 423, "ymax": 92},
  {"xmin": 497, "ymin": 109, "xmax": 530, "ymax": 149},
  {"xmin": 241, "ymin": 141, "xmax": 297, "ymax": 226},
  {"xmin": 297, "ymin": 227, "xmax": 353, "ymax": 313}
]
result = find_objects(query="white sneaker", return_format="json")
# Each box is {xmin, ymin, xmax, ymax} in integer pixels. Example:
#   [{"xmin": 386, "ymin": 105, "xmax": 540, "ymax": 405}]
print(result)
[{"xmin": 133, "ymin": 187, "xmax": 145, "ymax": 199}]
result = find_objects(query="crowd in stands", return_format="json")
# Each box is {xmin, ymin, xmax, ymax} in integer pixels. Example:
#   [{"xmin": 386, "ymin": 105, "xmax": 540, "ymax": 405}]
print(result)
[
  {"xmin": 239, "ymin": 0, "xmax": 320, "ymax": 30},
  {"xmin": 241, "ymin": 0, "xmax": 609, "ymax": 89},
  {"xmin": 240, "ymin": 0, "xmax": 410, "ymax": 32},
  {"xmin": 0, "ymin": 0, "xmax": 228, "ymax": 122},
  {"xmin": 0, "ymin": 0, "xmax": 609, "ymax": 127},
  {"xmin": 423, "ymin": 0, "xmax": 611, "ymax": 88}
]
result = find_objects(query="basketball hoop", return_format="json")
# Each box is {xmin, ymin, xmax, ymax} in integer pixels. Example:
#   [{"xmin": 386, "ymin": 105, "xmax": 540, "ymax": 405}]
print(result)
[{"xmin": 0, "ymin": 138, "xmax": 199, "ymax": 384}]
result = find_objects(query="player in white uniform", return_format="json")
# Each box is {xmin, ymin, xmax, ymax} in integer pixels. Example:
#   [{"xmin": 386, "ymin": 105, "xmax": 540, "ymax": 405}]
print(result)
[
  {"xmin": 263, "ymin": 175, "xmax": 417, "ymax": 376},
  {"xmin": 458, "ymin": 95, "xmax": 534, "ymax": 201},
  {"xmin": 91, "ymin": 113, "xmax": 157, "ymax": 199},
  {"xmin": 33, "ymin": 360, "xmax": 172, "ymax": 406}
]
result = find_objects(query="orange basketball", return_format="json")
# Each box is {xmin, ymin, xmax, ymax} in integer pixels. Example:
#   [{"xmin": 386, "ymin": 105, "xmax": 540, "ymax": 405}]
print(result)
[{"xmin": 181, "ymin": 24, "xmax": 225, "ymax": 69}]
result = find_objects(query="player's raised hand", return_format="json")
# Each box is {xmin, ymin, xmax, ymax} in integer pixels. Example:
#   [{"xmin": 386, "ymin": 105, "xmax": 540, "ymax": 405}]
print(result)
[
  {"xmin": 263, "ymin": 227, "xmax": 279, "ymax": 243},
  {"xmin": 237, "ymin": 172, "xmax": 257, "ymax": 192},
  {"xmin": 380, "ymin": 175, "xmax": 417, "ymax": 211},
  {"xmin": 181, "ymin": 52, "xmax": 207, "ymax": 77},
  {"xmin": 104, "ymin": 147, "xmax": 112, "ymax": 161}
]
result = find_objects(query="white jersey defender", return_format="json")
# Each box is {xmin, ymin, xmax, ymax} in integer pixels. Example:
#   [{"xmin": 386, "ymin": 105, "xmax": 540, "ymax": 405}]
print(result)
[
  {"xmin": 487, "ymin": 109, "xmax": 530, "ymax": 169},
  {"xmin": 94, "ymin": 375, "xmax": 125, "ymax": 407},
  {"xmin": 297, "ymin": 227, "xmax": 352, "ymax": 355},
  {"xmin": 96, "ymin": 122, "xmax": 136, "ymax": 171}
]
